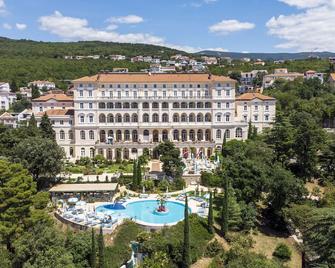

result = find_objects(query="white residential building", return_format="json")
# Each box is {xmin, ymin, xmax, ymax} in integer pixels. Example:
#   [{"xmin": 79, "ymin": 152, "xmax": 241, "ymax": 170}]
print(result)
[
  {"xmin": 109, "ymin": 55, "xmax": 126, "ymax": 61},
  {"xmin": 0, "ymin": 82, "xmax": 16, "ymax": 110},
  {"xmin": 263, "ymin": 68, "xmax": 304, "ymax": 88},
  {"xmin": 304, "ymin": 70, "xmax": 324, "ymax": 83},
  {"xmin": 33, "ymin": 72, "xmax": 275, "ymax": 160},
  {"xmin": 28, "ymin": 80, "xmax": 56, "ymax": 90},
  {"xmin": 32, "ymin": 93, "xmax": 73, "ymax": 113}
]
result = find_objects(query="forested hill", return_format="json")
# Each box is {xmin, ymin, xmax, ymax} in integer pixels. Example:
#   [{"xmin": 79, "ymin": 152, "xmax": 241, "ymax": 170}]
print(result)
[
  {"xmin": 0, "ymin": 37, "xmax": 185, "ymax": 58},
  {"xmin": 198, "ymin": 50, "xmax": 335, "ymax": 60}
]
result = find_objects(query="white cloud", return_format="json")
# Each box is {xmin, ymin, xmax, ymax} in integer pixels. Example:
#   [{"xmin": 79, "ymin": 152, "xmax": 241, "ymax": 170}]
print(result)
[
  {"xmin": 204, "ymin": 0, "xmax": 217, "ymax": 3},
  {"xmin": 209, "ymin": 19, "xmax": 255, "ymax": 35},
  {"xmin": 267, "ymin": 1, "xmax": 335, "ymax": 51},
  {"xmin": 107, "ymin": 15, "xmax": 143, "ymax": 24},
  {"xmin": 279, "ymin": 0, "xmax": 328, "ymax": 8},
  {"xmin": 38, "ymin": 11, "xmax": 163, "ymax": 44},
  {"xmin": 16, "ymin": 23, "xmax": 27, "ymax": 30},
  {"xmin": 2, "ymin": 23, "xmax": 11, "ymax": 29},
  {"xmin": 0, "ymin": 0, "xmax": 6, "ymax": 15}
]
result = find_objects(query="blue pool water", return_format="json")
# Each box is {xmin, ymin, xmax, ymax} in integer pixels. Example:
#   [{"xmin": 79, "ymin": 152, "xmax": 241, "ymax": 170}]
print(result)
[{"xmin": 96, "ymin": 200, "xmax": 188, "ymax": 225}]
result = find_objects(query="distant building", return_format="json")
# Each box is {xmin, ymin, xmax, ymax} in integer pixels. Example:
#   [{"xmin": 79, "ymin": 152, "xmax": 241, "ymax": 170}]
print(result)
[
  {"xmin": 150, "ymin": 64, "xmax": 176, "ymax": 73},
  {"xmin": 0, "ymin": 112, "xmax": 17, "ymax": 128},
  {"xmin": 19, "ymin": 87, "xmax": 32, "ymax": 99},
  {"xmin": 112, "ymin": 68, "xmax": 129, "ymax": 73},
  {"xmin": 253, "ymin": 61, "xmax": 265, "ymax": 66},
  {"xmin": 109, "ymin": 55, "xmax": 126, "ymax": 61},
  {"xmin": 329, "ymin": 73, "xmax": 335, "ymax": 88},
  {"xmin": 201, "ymin": 56, "xmax": 218, "ymax": 65},
  {"xmin": 262, "ymin": 68, "xmax": 304, "ymax": 88},
  {"xmin": 29, "ymin": 80, "xmax": 56, "ymax": 90},
  {"xmin": 274, "ymin": 60, "xmax": 285, "ymax": 64},
  {"xmin": 32, "ymin": 93, "xmax": 74, "ymax": 113},
  {"xmin": 241, "ymin": 57, "xmax": 251, "ymax": 62},
  {"xmin": 304, "ymin": 70, "xmax": 324, "ymax": 83},
  {"xmin": 240, "ymin": 70, "xmax": 268, "ymax": 86},
  {"xmin": 0, "ymin": 82, "xmax": 16, "ymax": 110}
]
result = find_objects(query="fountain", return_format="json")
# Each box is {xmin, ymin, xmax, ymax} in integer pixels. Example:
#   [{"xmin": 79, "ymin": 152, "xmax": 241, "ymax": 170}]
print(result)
[{"xmin": 154, "ymin": 195, "xmax": 169, "ymax": 215}]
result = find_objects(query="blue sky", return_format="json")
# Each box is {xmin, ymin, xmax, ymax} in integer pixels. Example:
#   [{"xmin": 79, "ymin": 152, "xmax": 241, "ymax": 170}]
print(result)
[{"xmin": 0, "ymin": 0, "xmax": 334, "ymax": 53}]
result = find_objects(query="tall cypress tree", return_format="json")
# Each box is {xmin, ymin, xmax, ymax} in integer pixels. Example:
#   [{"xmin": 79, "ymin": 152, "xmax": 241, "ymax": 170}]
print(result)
[
  {"xmin": 39, "ymin": 113, "xmax": 55, "ymax": 140},
  {"xmin": 221, "ymin": 176, "xmax": 229, "ymax": 238},
  {"xmin": 247, "ymin": 120, "xmax": 253, "ymax": 140},
  {"xmin": 221, "ymin": 131, "xmax": 227, "ymax": 156},
  {"xmin": 98, "ymin": 226, "xmax": 105, "ymax": 268},
  {"xmin": 182, "ymin": 195, "xmax": 190, "ymax": 268},
  {"xmin": 132, "ymin": 160, "xmax": 137, "ymax": 190},
  {"xmin": 136, "ymin": 161, "xmax": 142, "ymax": 188},
  {"xmin": 90, "ymin": 228, "xmax": 97, "ymax": 268},
  {"xmin": 208, "ymin": 191, "xmax": 214, "ymax": 234}
]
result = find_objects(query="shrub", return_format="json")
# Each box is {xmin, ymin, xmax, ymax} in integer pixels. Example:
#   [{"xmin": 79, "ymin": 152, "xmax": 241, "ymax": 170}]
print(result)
[
  {"xmin": 273, "ymin": 243, "xmax": 292, "ymax": 261},
  {"xmin": 205, "ymin": 239, "xmax": 224, "ymax": 257}
]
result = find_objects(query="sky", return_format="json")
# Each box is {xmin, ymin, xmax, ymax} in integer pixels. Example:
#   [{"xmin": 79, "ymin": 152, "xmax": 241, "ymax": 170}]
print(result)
[{"xmin": 0, "ymin": 0, "xmax": 334, "ymax": 53}]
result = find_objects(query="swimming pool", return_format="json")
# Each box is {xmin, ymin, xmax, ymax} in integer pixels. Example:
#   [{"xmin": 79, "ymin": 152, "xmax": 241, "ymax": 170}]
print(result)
[{"xmin": 96, "ymin": 199, "xmax": 189, "ymax": 226}]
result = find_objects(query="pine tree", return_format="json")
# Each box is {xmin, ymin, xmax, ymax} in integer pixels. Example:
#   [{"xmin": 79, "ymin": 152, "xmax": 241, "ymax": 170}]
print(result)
[
  {"xmin": 132, "ymin": 160, "xmax": 138, "ymax": 190},
  {"xmin": 221, "ymin": 176, "xmax": 229, "ymax": 238},
  {"xmin": 27, "ymin": 114, "xmax": 39, "ymax": 136},
  {"xmin": 136, "ymin": 161, "xmax": 142, "ymax": 187},
  {"xmin": 39, "ymin": 113, "xmax": 55, "ymax": 140},
  {"xmin": 98, "ymin": 226, "xmax": 105, "ymax": 268},
  {"xmin": 208, "ymin": 191, "xmax": 214, "ymax": 234},
  {"xmin": 247, "ymin": 120, "xmax": 253, "ymax": 140},
  {"xmin": 90, "ymin": 228, "xmax": 97, "ymax": 268},
  {"xmin": 182, "ymin": 195, "xmax": 190, "ymax": 268}
]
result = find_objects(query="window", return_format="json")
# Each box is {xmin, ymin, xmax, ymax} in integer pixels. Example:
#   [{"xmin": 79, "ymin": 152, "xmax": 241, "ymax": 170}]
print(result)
[
  {"xmin": 144, "ymin": 84, "xmax": 148, "ymax": 88},
  {"xmin": 153, "ymin": 91, "xmax": 157, "ymax": 97},
  {"xmin": 255, "ymin": 105, "xmax": 258, "ymax": 111},
  {"xmin": 80, "ymin": 115, "xmax": 84, "ymax": 123},
  {"xmin": 226, "ymin": 102, "xmax": 230, "ymax": 108},
  {"xmin": 265, "ymin": 105, "xmax": 269, "ymax": 111},
  {"xmin": 81, "ymin": 148, "xmax": 85, "ymax": 157},
  {"xmin": 60, "ymin": 120, "xmax": 64, "ymax": 125},
  {"xmin": 174, "ymin": 91, "xmax": 177, "ymax": 97},
  {"xmin": 217, "ymin": 83, "xmax": 221, "ymax": 87},
  {"xmin": 152, "ymin": 113, "xmax": 159, "ymax": 122},
  {"xmin": 163, "ymin": 91, "xmax": 167, "ymax": 97},
  {"xmin": 69, "ymin": 120, "xmax": 73, "ymax": 125},
  {"xmin": 133, "ymin": 84, "xmax": 137, "ymax": 89},
  {"xmin": 265, "ymin": 115, "xmax": 269, "ymax": 121},
  {"xmin": 60, "ymin": 130, "xmax": 65, "ymax": 140},
  {"xmin": 254, "ymin": 115, "xmax": 258, "ymax": 121},
  {"xmin": 89, "ymin": 115, "xmax": 94, "ymax": 123},
  {"xmin": 88, "ymin": 90, "xmax": 93, "ymax": 97},
  {"xmin": 181, "ymin": 113, "xmax": 187, "ymax": 122},
  {"xmin": 80, "ymin": 103, "xmax": 84, "ymax": 109},
  {"xmin": 182, "ymin": 91, "xmax": 186, "ymax": 98},
  {"xmin": 243, "ymin": 115, "xmax": 247, "ymax": 122},
  {"xmin": 133, "ymin": 91, "xmax": 137, "ymax": 98},
  {"xmin": 217, "ymin": 114, "xmax": 222, "ymax": 122},
  {"xmin": 110, "ymin": 91, "xmax": 113, "ymax": 98},
  {"xmin": 216, "ymin": 129, "xmax": 221, "ymax": 139},
  {"xmin": 99, "ymin": 102, "xmax": 106, "ymax": 109},
  {"xmin": 89, "ymin": 103, "xmax": 93, "ymax": 109},
  {"xmin": 217, "ymin": 90, "xmax": 221, "ymax": 96},
  {"xmin": 173, "ymin": 113, "xmax": 179, "ymax": 122},
  {"xmin": 174, "ymin": 84, "xmax": 177, "ymax": 88},
  {"xmin": 143, "ymin": 113, "xmax": 149, "ymax": 122},
  {"xmin": 152, "ymin": 102, "xmax": 159, "ymax": 109},
  {"xmin": 126, "ymin": 91, "xmax": 129, "ymax": 97},
  {"xmin": 80, "ymin": 130, "xmax": 85, "ymax": 140},
  {"xmin": 189, "ymin": 91, "xmax": 193, "ymax": 98},
  {"xmin": 226, "ymin": 90, "xmax": 230, "ymax": 96},
  {"xmin": 225, "ymin": 129, "xmax": 230, "ymax": 139},
  {"xmin": 39, "ymin": 107, "xmax": 43, "ymax": 112},
  {"xmin": 163, "ymin": 84, "xmax": 166, "ymax": 88},
  {"xmin": 205, "ymin": 90, "xmax": 209, "ymax": 97},
  {"xmin": 143, "ymin": 102, "xmax": 149, "ymax": 109},
  {"xmin": 89, "ymin": 130, "xmax": 94, "ymax": 140},
  {"xmin": 162, "ymin": 113, "xmax": 169, "ymax": 122},
  {"xmin": 217, "ymin": 102, "xmax": 221, "ymax": 108},
  {"xmin": 102, "ymin": 91, "xmax": 105, "ymax": 97},
  {"xmin": 69, "ymin": 130, "xmax": 73, "ymax": 140},
  {"xmin": 144, "ymin": 91, "xmax": 148, "ymax": 97},
  {"xmin": 235, "ymin": 128, "xmax": 242, "ymax": 138},
  {"xmin": 153, "ymin": 84, "xmax": 157, "ymax": 88},
  {"xmin": 244, "ymin": 105, "xmax": 247, "ymax": 111},
  {"xmin": 225, "ymin": 114, "xmax": 230, "ymax": 122},
  {"xmin": 197, "ymin": 91, "xmax": 201, "ymax": 98},
  {"xmin": 118, "ymin": 91, "xmax": 121, "ymax": 98},
  {"xmin": 162, "ymin": 102, "xmax": 169, "ymax": 109},
  {"xmin": 79, "ymin": 90, "xmax": 83, "ymax": 97}
]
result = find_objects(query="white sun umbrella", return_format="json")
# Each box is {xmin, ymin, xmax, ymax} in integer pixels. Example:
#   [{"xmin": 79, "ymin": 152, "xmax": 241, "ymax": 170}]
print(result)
[
  {"xmin": 203, "ymin": 193, "xmax": 210, "ymax": 199},
  {"xmin": 76, "ymin": 200, "xmax": 86, "ymax": 206},
  {"xmin": 68, "ymin": 197, "xmax": 79, "ymax": 204}
]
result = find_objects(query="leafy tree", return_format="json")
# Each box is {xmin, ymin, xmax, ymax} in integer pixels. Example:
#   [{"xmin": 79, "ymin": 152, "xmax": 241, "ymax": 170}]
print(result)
[
  {"xmin": 0, "ymin": 160, "xmax": 36, "ymax": 250},
  {"xmin": 98, "ymin": 226, "xmax": 105, "ymax": 268},
  {"xmin": 39, "ymin": 113, "xmax": 55, "ymax": 140},
  {"xmin": 208, "ymin": 191, "xmax": 214, "ymax": 234},
  {"xmin": 14, "ymin": 137, "xmax": 65, "ymax": 189},
  {"xmin": 273, "ymin": 243, "xmax": 292, "ymax": 261},
  {"xmin": 90, "ymin": 228, "xmax": 97, "ymax": 268},
  {"xmin": 182, "ymin": 195, "xmax": 190, "ymax": 268},
  {"xmin": 319, "ymin": 141, "xmax": 335, "ymax": 182},
  {"xmin": 31, "ymin": 84, "xmax": 41, "ymax": 99},
  {"xmin": 221, "ymin": 176, "xmax": 229, "ymax": 237},
  {"xmin": 239, "ymin": 202, "xmax": 257, "ymax": 231},
  {"xmin": 140, "ymin": 251, "xmax": 170, "ymax": 268}
]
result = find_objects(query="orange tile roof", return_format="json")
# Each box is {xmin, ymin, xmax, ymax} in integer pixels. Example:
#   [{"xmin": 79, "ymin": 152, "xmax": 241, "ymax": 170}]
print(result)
[
  {"xmin": 36, "ymin": 109, "xmax": 74, "ymax": 117},
  {"xmin": 0, "ymin": 112, "xmax": 15, "ymax": 118},
  {"xmin": 236, "ymin": 92, "xmax": 275, "ymax": 101},
  {"xmin": 73, "ymin": 73, "xmax": 236, "ymax": 83},
  {"xmin": 330, "ymin": 73, "xmax": 335, "ymax": 81},
  {"xmin": 32, "ymin": 93, "xmax": 73, "ymax": 102}
]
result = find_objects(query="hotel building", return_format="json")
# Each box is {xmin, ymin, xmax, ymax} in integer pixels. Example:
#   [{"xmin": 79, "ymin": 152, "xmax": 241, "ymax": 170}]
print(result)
[{"xmin": 34, "ymin": 73, "xmax": 276, "ymax": 160}]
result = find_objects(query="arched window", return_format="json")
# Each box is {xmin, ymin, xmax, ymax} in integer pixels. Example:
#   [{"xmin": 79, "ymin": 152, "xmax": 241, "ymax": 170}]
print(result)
[
  {"xmin": 100, "ymin": 130, "xmax": 106, "ymax": 142},
  {"xmin": 189, "ymin": 129, "xmax": 195, "ymax": 141},
  {"xmin": 143, "ymin": 129, "xmax": 149, "ymax": 137},
  {"xmin": 59, "ymin": 130, "xmax": 65, "ymax": 140},
  {"xmin": 68, "ymin": 130, "xmax": 73, "ymax": 140},
  {"xmin": 225, "ymin": 113, "xmax": 230, "ymax": 122},
  {"xmin": 143, "ymin": 102, "xmax": 149, "ymax": 109},
  {"xmin": 123, "ymin": 102, "xmax": 130, "ymax": 109},
  {"xmin": 124, "ymin": 130, "xmax": 130, "ymax": 141},
  {"xmin": 107, "ymin": 102, "xmax": 113, "ymax": 109},
  {"xmin": 189, "ymin": 102, "xmax": 195, "ymax": 109},
  {"xmin": 89, "ymin": 130, "xmax": 94, "ymax": 140},
  {"xmin": 205, "ymin": 129, "xmax": 211, "ymax": 141},
  {"xmin": 197, "ymin": 102, "xmax": 203, "ymax": 109},
  {"xmin": 90, "ymin": 148, "xmax": 95, "ymax": 158},
  {"xmin": 80, "ymin": 130, "xmax": 85, "ymax": 140},
  {"xmin": 197, "ymin": 113, "xmax": 203, "ymax": 122},
  {"xmin": 116, "ymin": 114, "xmax": 122, "ymax": 123},
  {"xmin": 115, "ymin": 102, "xmax": 122, "ymax": 108},
  {"xmin": 116, "ymin": 130, "xmax": 122, "ymax": 141},
  {"xmin": 205, "ymin": 113, "xmax": 211, "ymax": 122},
  {"xmin": 235, "ymin": 127, "xmax": 243, "ymax": 138},
  {"xmin": 132, "ymin": 113, "xmax": 138, "ymax": 122},
  {"xmin": 124, "ymin": 113, "xmax": 130, "ymax": 122},
  {"xmin": 217, "ymin": 114, "xmax": 222, "ymax": 122},
  {"xmin": 173, "ymin": 130, "xmax": 179, "ymax": 141},
  {"xmin": 107, "ymin": 114, "xmax": 114, "ymax": 123},
  {"xmin": 162, "ymin": 102, "xmax": 169, "ymax": 109},
  {"xmin": 108, "ymin": 130, "xmax": 113, "ymax": 138},
  {"xmin": 205, "ymin": 102, "xmax": 211, "ymax": 108},
  {"xmin": 131, "ymin": 102, "xmax": 138, "ymax": 109},
  {"xmin": 225, "ymin": 129, "xmax": 230, "ymax": 139},
  {"xmin": 189, "ymin": 113, "xmax": 195, "ymax": 122},
  {"xmin": 152, "ymin": 102, "xmax": 159, "ymax": 109},
  {"xmin": 80, "ymin": 148, "xmax": 85, "ymax": 157},
  {"xmin": 162, "ymin": 113, "xmax": 169, "ymax": 122},
  {"xmin": 173, "ymin": 102, "xmax": 180, "ymax": 109},
  {"xmin": 143, "ymin": 113, "xmax": 149, "ymax": 122},
  {"xmin": 197, "ymin": 129, "xmax": 203, "ymax": 141},
  {"xmin": 99, "ymin": 103, "xmax": 106, "ymax": 109},
  {"xmin": 181, "ymin": 102, "xmax": 187, "ymax": 109},
  {"xmin": 181, "ymin": 113, "xmax": 187, "ymax": 122},
  {"xmin": 162, "ymin": 130, "xmax": 168, "ymax": 141},
  {"xmin": 99, "ymin": 114, "xmax": 106, "ymax": 123},
  {"xmin": 216, "ymin": 129, "xmax": 221, "ymax": 139},
  {"xmin": 132, "ymin": 130, "xmax": 138, "ymax": 142},
  {"xmin": 173, "ymin": 113, "xmax": 179, "ymax": 122},
  {"xmin": 182, "ymin": 129, "xmax": 187, "ymax": 141},
  {"xmin": 152, "ymin": 113, "xmax": 159, "ymax": 122}
]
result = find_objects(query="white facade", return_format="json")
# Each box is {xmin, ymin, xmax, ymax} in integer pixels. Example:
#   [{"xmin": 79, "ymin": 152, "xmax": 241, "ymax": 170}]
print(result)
[
  {"xmin": 40, "ymin": 73, "xmax": 275, "ymax": 161},
  {"xmin": 263, "ymin": 69, "xmax": 304, "ymax": 88},
  {"xmin": 29, "ymin": 80, "xmax": 56, "ymax": 90},
  {"xmin": 0, "ymin": 82, "xmax": 16, "ymax": 110}
]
